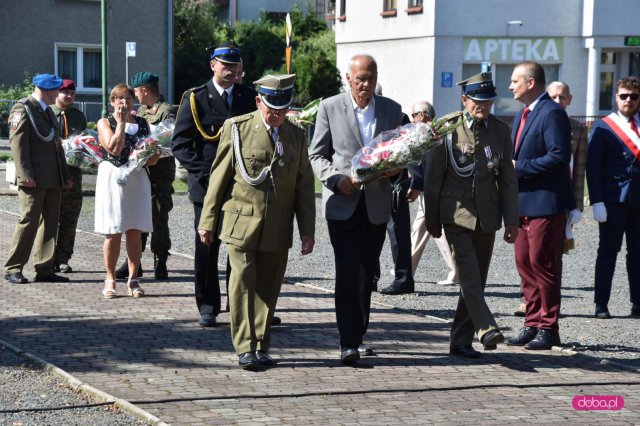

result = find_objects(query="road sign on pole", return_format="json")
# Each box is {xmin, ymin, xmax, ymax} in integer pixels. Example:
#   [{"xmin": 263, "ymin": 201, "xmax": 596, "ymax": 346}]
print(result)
[{"xmin": 125, "ymin": 42, "xmax": 136, "ymax": 87}]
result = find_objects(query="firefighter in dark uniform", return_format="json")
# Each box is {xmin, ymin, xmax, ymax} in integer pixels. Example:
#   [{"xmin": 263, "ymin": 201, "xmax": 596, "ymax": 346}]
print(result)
[
  {"xmin": 114, "ymin": 72, "xmax": 176, "ymax": 280},
  {"xmin": 171, "ymin": 41, "xmax": 257, "ymax": 327},
  {"xmin": 50, "ymin": 79, "xmax": 87, "ymax": 273}
]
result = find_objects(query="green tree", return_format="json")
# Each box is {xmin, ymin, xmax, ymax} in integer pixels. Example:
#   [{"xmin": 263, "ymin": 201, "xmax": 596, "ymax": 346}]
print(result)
[
  {"xmin": 233, "ymin": 19, "xmax": 285, "ymax": 85},
  {"xmin": 290, "ymin": 31, "xmax": 341, "ymax": 106},
  {"xmin": 173, "ymin": 0, "xmax": 229, "ymax": 100}
]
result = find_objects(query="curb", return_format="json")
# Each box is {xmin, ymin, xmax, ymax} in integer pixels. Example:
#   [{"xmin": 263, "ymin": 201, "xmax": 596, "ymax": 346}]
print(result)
[{"xmin": 0, "ymin": 338, "xmax": 169, "ymax": 426}]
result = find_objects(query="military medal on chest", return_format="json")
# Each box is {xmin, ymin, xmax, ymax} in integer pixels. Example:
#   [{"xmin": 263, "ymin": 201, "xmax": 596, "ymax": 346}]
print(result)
[
  {"xmin": 459, "ymin": 144, "xmax": 469, "ymax": 164},
  {"xmin": 484, "ymin": 146, "xmax": 494, "ymax": 169},
  {"xmin": 276, "ymin": 141, "xmax": 284, "ymax": 166}
]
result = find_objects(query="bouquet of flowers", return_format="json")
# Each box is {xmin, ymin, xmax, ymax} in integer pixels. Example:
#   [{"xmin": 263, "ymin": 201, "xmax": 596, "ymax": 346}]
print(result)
[
  {"xmin": 62, "ymin": 129, "xmax": 104, "ymax": 174},
  {"xmin": 287, "ymin": 98, "xmax": 322, "ymax": 130},
  {"xmin": 115, "ymin": 119, "xmax": 175, "ymax": 186},
  {"xmin": 351, "ymin": 111, "xmax": 463, "ymax": 183}
]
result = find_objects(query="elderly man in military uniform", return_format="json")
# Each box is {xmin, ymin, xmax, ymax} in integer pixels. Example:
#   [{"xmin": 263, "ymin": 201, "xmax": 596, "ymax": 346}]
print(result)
[
  {"xmin": 172, "ymin": 41, "xmax": 258, "ymax": 327},
  {"xmin": 425, "ymin": 72, "xmax": 519, "ymax": 358},
  {"xmin": 4, "ymin": 74, "xmax": 72, "ymax": 284},
  {"xmin": 50, "ymin": 79, "xmax": 87, "ymax": 274},
  {"xmin": 114, "ymin": 72, "xmax": 176, "ymax": 280},
  {"xmin": 198, "ymin": 74, "xmax": 315, "ymax": 370}
]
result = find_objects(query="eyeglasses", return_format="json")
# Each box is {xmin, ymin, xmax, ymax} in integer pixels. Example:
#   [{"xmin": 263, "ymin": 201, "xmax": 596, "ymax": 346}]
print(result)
[
  {"xmin": 411, "ymin": 111, "xmax": 432, "ymax": 119},
  {"xmin": 114, "ymin": 96, "xmax": 132, "ymax": 101},
  {"xmin": 618, "ymin": 93, "xmax": 639, "ymax": 101}
]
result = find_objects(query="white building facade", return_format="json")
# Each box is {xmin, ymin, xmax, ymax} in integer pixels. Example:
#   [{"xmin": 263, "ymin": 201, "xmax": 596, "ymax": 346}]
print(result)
[{"xmin": 334, "ymin": 0, "xmax": 640, "ymax": 118}]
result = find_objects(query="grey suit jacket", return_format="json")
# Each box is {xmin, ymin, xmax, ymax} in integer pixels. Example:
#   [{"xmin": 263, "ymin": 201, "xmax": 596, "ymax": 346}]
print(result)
[{"xmin": 309, "ymin": 92, "xmax": 404, "ymax": 225}]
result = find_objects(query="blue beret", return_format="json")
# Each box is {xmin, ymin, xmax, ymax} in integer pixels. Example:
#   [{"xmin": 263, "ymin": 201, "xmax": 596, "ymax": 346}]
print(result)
[
  {"xmin": 131, "ymin": 71, "xmax": 159, "ymax": 88},
  {"xmin": 32, "ymin": 74, "xmax": 63, "ymax": 90}
]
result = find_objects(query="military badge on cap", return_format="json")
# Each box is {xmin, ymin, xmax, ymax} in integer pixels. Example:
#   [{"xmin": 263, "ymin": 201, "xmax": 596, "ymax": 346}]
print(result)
[
  {"xmin": 457, "ymin": 72, "xmax": 497, "ymax": 101},
  {"xmin": 32, "ymin": 73, "xmax": 63, "ymax": 90},
  {"xmin": 254, "ymin": 74, "xmax": 296, "ymax": 110},
  {"xmin": 208, "ymin": 41, "xmax": 242, "ymax": 64}
]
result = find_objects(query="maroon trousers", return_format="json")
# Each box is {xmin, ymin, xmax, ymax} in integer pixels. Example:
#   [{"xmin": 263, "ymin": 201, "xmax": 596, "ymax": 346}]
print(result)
[{"xmin": 514, "ymin": 213, "xmax": 566, "ymax": 331}]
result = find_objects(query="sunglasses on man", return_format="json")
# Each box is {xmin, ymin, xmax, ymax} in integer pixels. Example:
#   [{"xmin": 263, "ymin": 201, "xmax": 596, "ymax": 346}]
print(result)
[
  {"xmin": 411, "ymin": 111, "xmax": 432, "ymax": 119},
  {"xmin": 618, "ymin": 93, "xmax": 639, "ymax": 101}
]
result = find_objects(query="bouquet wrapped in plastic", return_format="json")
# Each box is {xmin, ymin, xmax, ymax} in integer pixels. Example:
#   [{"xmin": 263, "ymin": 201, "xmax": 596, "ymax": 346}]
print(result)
[
  {"xmin": 287, "ymin": 98, "xmax": 322, "ymax": 130},
  {"xmin": 62, "ymin": 129, "xmax": 104, "ymax": 174},
  {"xmin": 115, "ymin": 119, "xmax": 175, "ymax": 186},
  {"xmin": 351, "ymin": 111, "xmax": 463, "ymax": 183}
]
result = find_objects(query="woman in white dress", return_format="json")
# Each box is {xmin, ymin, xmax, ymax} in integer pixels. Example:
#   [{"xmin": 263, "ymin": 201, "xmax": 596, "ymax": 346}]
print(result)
[{"xmin": 95, "ymin": 84, "xmax": 159, "ymax": 298}]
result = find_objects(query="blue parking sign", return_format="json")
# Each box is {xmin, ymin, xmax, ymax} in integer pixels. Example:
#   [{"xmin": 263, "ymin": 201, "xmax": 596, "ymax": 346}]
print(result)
[{"xmin": 441, "ymin": 72, "xmax": 453, "ymax": 88}]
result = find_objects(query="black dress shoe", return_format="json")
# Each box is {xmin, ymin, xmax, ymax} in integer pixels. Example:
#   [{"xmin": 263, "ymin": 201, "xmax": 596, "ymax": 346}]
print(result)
[
  {"xmin": 154, "ymin": 258, "xmax": 168, "ymax": 280},
  {"xmin": 524, "ymin": 329, "xmax": 561, "ymax": 350},
  {"xmin": 450, "ymin": 344, "xmax": 481, "ymax": 358},
  {"xmin": 115, "ymin": 262, "xmax": 143, "ymax": 279},
  {"xmin": 57, "ymin": 263, "xmax": 73, "ymax": 273},
  {"xmin": 271, "ymin": 316, "xmax": 282, "ymax": 326},
  {"xmin": 358, "ymin": 344, "xmax": 374, "ymax": 356},
  {"xmin": 238, "ymin": 352, "xmax": 259, "ymax": 370},
  {"xmin": 198, "ymin": 313, "xmax": 216, "ymax": 327},
  {"xmin": 340, "ymin": 348, "xmax": 360, "ymax": 364},
  {"xmin": 255, "ymin": 351, "xmax": 274, "ymax": 366},
  {"xmin": 631, "ymin": 303, "xmax": 640, "ymax": 318},
  {"xmin": 595, "ymin": 304, "xmax": 611, "ymax": 319},
  {"xmin": 33, "ymin": 273, "xmax": 69, "ymax": 283},
  {"xmin": 5, "ymin": 272, "xmax": 28, "ymax": 284},
  {"xmin": 481, "ymin": 329, "xmax": 505, "ymax": 350},
  {"xmin": 379, "ymin": 283, "xmax": 414, "ymax": 295},
  {"xmin": 506, "ymin": 326, "xmax": 538, "ymax": 346}
]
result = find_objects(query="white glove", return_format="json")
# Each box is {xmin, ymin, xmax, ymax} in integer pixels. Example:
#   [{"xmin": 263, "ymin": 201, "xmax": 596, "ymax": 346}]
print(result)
[
  {"xmin": 592, "ymin": 202, "xmax": 607, "ymax": 223},
  {"xmin": 567, "ymin": 208, "xmax": 582, "ymax": 225}
]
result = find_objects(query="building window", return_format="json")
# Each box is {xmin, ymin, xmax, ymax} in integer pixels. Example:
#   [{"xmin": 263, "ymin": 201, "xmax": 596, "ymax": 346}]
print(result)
[
  {"xmin": 630, "ymin": 52, "xmax": 640, "ymax": 77},
  {"xmin": 406, "ymin": 0, "xmax": 423, "ymax": 14},
  {"xmin": 337, "ymin": 0, "xmax": 346, "ymax": 21},
  {"xmin": 55, "ymin": 44, "xmax": 102, "ymax": 92},
  {"xmin": 381, "ymin": 0, "xmax": 397, "ymax": 17}
]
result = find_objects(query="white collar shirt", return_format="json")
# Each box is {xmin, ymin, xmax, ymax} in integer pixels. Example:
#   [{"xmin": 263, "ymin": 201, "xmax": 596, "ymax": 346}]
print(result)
[{"xmin": 350, "ymin": 93, "xmax": 376, "ymax": 146}]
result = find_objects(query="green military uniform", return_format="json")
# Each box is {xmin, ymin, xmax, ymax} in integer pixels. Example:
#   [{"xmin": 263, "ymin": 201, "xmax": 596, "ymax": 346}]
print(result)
[
  {"xmin": 137, "ymin": 97, "xmax": 176, "ymax": 265},
  {"xmin": 50, "ymin": 104, "xmax": 87, "ymax": 268},
  {"xmin": 4, "ymin": 96, "xmax": 71, "ymax": 277},
  {"xmin": 425, "ymin": 108, "xmax": 519, "ymax": 348},
  {"xmin": 198, "ymin": 111, "xmax": 315, "ymax": 355}
]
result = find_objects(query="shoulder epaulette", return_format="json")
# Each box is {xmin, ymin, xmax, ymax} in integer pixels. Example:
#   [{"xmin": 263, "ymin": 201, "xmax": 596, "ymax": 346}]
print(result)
[{"xmin": 229, "ymin": 112, "xmax": 254, "ymax": 125}]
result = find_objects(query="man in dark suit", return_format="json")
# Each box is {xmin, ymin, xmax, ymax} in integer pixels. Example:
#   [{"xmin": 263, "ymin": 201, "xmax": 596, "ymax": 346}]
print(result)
[
  {"xmin": 379, "ymin": 116, "xmax": 423, "ymax": 296},
  {"xmin": 425, "ymin": 72, "xmax": 519, "ymax": 358},
  {"xmin": 4, "ymin": 74, "xmax": 72, "ymax": 284},
  {"xmin": 586, "ymin": 76, "xmax": 640, "ymax": 319},
  {"xmin": 171, "ymin": 41, "xmax": 257, "ymax": 327},
  {"xmin": 506, "ymin": 61, "xmax": 574, "ymax": 350},
  {"xmin": 309, "ymin": 54, "xmax": 404, "ymax": 364}
]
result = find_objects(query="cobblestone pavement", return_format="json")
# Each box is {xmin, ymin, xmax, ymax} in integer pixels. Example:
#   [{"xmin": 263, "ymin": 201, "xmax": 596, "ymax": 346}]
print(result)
[{"xmin": 1, "ymin": 210, "xmax": 639, "ymax": 425}]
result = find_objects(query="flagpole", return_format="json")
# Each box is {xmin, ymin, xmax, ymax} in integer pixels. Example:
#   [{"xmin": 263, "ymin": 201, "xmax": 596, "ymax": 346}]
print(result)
[{"xmin": 285, "ymin": 13, "xmax": 292, "ymax": 74}]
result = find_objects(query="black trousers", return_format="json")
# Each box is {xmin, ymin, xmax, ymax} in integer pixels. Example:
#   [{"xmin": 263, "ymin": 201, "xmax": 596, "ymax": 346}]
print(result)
[
  {"xmin": 386, "ymin": 182, "xmax": 415, "ymax": 289},
  {"xmin": 328, "ymin": 195, "xmax": 387, "ymax": 349},
  {"xmin": 594, "ymin": 201, "xmax": 640, "ymax": 306},
  {"xmin": 193, "ymin": 202, "xmax": 221, "ymax": 316}
]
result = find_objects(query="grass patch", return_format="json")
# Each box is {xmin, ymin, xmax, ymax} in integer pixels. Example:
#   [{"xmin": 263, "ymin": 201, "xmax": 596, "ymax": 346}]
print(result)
[
  {"xmin": 173, "ymin": 178, "xmax": 188, "ymax": 192},
  {"xmin": 0, "ymin": 152, "xmax": 12, "ymax": 162}
]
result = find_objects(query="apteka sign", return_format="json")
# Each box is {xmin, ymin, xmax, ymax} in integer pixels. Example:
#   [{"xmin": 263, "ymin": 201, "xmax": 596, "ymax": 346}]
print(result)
[{"xmin": 464, "ymin": 38, "xmax": 562, "ymax": 62}]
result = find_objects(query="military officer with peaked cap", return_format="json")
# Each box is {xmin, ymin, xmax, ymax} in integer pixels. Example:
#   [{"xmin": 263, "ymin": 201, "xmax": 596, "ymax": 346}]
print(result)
[
  {"xmin": 172, "ymin": 41, "xmax": 258, "ymax": 327},
  {"xmin": 114, "ymin": 71, "xmax": 176, "ymax": 280},
  {"xmin": 425, "ymin": 72, "xmax": 519, "ymax": 358},
  {"xmin": 198, "ymin": 74, "xmax": 315, "ymax": 370},
  {"xmin": 4, "ymin": 73, "xmax": 72, "ymax": 284}
]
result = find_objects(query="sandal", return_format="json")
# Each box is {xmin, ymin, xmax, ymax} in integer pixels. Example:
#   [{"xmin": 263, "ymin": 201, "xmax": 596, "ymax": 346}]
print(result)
[
  {"xmin": 102, "ymin": 279, "xmax": 116, "ymax": 299},
  {"xmin": 127, "ymin": 278, "xmax": 145, "ymax": 298}
]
